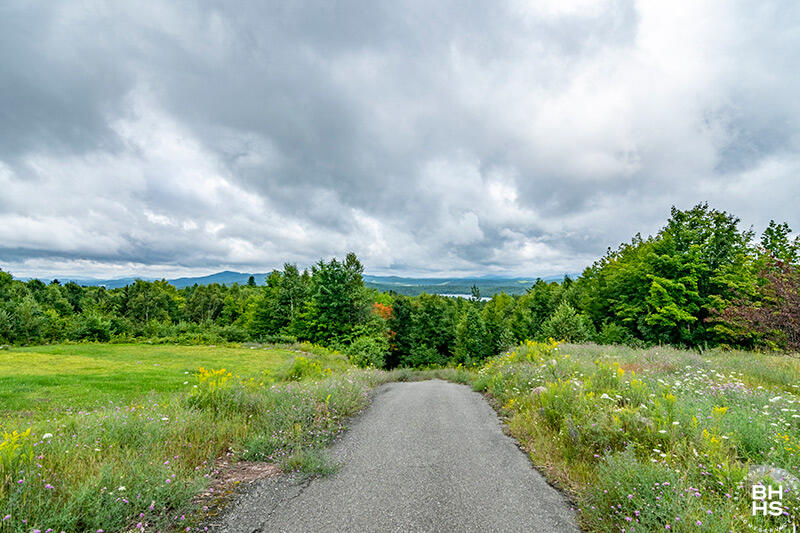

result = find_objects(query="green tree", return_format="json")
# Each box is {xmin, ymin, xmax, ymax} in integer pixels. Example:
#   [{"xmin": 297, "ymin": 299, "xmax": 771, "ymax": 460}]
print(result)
[
  {"xmin": 761, "ymin": 220, "xmax": 799, "ymax": 264},
  {"xmin": 454, "ymin": 306, "xmax": 488, "ymax": 364},
  {"xmin": 301, "ymin": 253, "xmax": 369, "ymax": 345},
  {"xmin": 482, "ymin": 292, "xmax": 515, "ymax": 354},
  {"xmin": 540, "ymin": 301, "xmax": 594, "ymax": 343}
]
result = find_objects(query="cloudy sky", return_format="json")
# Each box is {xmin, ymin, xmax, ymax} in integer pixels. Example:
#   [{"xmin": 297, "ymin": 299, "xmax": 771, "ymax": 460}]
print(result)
[{"xmin": 1, "ymin": 1, "xmax": 799, "ymax": 279}]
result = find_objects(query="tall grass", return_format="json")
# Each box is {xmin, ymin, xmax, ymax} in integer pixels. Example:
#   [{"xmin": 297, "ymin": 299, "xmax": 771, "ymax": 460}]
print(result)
[
  {"xmin": 0, "ymin": 346, "xmax": 385, "ymax": 532},
  {"xmin": 472, "ymin": 341, "xmax": 800, "ymax": 531}
]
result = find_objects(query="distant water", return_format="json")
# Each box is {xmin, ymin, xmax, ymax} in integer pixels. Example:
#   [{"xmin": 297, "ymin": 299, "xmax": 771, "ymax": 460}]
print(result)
[{"xmin": 438, "ymin": 293, "xmax": 492, "ymax": 302}]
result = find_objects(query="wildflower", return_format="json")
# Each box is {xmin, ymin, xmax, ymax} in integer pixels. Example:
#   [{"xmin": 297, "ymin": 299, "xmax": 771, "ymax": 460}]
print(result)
[
  {"xmin": 118, "ymin": 486, "xmax": 126, "ymax": 491},
  {"xmin": 696, "ymin": 520, "xmax": 702, "ymax": 526},
  {"xmin": 42, "ymin": 433, "xmax": 53, "ymax": 439},
  {"xmin": 45, "ymin": 483, "xmax": 55, "ymax": 489},
  {"xmin": 3, "ymin": 515, "xmax": 10, "ymax": 521}
]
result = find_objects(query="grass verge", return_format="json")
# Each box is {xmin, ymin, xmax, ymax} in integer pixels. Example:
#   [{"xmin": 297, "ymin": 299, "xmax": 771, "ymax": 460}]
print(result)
[
  {"xmin": 471, "ymin": 341, "xmax": 800, "ymax": 532},
  {"xmin": 0, "ymin": 343, "xmax": 382, "ymax": 532}
]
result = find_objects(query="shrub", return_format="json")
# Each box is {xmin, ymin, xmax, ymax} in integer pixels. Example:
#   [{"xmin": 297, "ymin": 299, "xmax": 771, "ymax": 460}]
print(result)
[
  {"xmin": 540, "ymin": 302, "xmax": 595, "ymax": 343},
  {"xmin": 68, "ymin": 313, "xmax": 112, "ymax": 342},
  {"xmin": 405, "ymin": 344, "xmax": 447, "ymax": 368},
  {"xmin": 220, "ymin": 324, "xmax": 249, "ymax": 342},
  {"xmin": 347, "ymin": 336, "xmax": 388, "ymax": 368},
  {"xmin": 596, "ymin": 322, "xmax": 636, "ymax": 345}
]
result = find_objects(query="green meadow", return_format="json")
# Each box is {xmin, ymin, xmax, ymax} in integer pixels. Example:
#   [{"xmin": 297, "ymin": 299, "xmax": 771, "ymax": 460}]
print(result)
[
  {"xmin": 0, "ymin": 342, "xmax": 376, "ymax": 532},
  {"xmin": 0, "ymin": 344, "xmax": 323, "ymax": 415}
]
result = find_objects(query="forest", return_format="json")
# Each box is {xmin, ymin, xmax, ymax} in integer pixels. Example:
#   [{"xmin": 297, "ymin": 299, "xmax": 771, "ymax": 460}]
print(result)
[{"xmin": 1, "ymin": 203, "xmax": 798, "ymax": 366}]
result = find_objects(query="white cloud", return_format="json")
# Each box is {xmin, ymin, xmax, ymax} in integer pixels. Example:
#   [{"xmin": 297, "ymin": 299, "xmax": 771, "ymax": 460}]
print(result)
[{"xmin": 1, "ymin": 0, "xmax": 798, "ymax": 279}]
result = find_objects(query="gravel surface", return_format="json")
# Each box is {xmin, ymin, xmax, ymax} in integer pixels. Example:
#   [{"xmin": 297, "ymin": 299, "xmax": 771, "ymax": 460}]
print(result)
[{"xmin": 216, "ymin": 379, "xmax": 579, "ymax": 532}]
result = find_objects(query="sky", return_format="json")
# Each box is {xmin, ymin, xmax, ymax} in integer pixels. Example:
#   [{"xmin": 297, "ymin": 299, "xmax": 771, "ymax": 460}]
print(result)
[{"xmin": 1, "ymin": 0, "xmax": 799, "ymax": 279}]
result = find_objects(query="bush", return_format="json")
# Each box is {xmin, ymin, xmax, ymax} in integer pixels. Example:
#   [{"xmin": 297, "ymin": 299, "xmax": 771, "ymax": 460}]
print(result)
[
  {"xmin": 346, "ymin": 336, "xmax": 388, "ymax": 368},
  {"xmin": 220, "ymin": 324, "xmax": 249, "ymax": 342},
  {"xmin": 68, "ymin": 313, "xmax": 112, "ymax": 342},
  {"xmin": 405, "ymin": 344, "xmax": 447, "ymax": 368},
  {"xmin": 596, "ymin": 322, "xmax": 636, "ymax": 345},
  {"xmin": 540, "ymin": 302, "xmax": 595, "ymax": 343}
]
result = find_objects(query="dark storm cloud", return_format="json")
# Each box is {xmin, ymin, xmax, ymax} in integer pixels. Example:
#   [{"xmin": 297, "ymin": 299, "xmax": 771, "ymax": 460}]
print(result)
[{"xmin": 1, "ymin": 0, "xmax": 799, "ymax": 278}]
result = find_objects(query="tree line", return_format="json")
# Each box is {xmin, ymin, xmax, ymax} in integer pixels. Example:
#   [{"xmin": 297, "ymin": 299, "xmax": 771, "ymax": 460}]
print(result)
[{"xmin": 1, "ymin": 203, "xmax": 798, "ymax": 365}]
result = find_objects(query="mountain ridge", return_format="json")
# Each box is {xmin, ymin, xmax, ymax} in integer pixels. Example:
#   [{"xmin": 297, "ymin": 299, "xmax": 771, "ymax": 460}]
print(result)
[{"xmin": 17, "ymin": 271, "xmax": 576, "ymax": 295}]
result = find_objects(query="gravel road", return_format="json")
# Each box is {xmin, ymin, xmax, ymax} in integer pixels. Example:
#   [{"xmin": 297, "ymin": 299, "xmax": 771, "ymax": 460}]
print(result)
[{"xmin": 217, "ymin": 379, "xmax": 579, "ymax": 532}]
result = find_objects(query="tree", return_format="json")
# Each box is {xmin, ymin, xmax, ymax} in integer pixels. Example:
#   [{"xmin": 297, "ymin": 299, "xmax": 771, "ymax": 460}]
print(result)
[
  {"xmin": 761, "ymin": 220, "xmax": 799, "ymax": 264},
  {"xmin": 247, "ymin": 275, "xmax": 256, "ymax": 287},
  {"xmin": 470, "ymin": 283, "xmax": 481, "ymax": 302},
  {"xmin": 716, "ymin": 257, "xmax": 800, "ymax": 352},
  {"xmin": 14, "ymin": 295, "xmax": 45, "ymax": 343},
  {"xmin": 540, "ymin": 301, "xmax": 594, "ymax": 343},
  {"xmin": 184, "ymin": 284, "xmax": 225, "ymax": 323},
  {"xmin": 482, "ymin": 292, "xmax": 515, "ymax": 354},
  {"xmin": 454, "ymin": 306, "xmax": 488, "ymax": 364},
  {"xmin": 125, "ymin": 280, "xmax": 180, "ymax": 325},
  {"xmin": 278, "ymin": 263, "xmax": 307, "ymax": 329},
  {"xmin": 386, "ymin": 295, "xmax": 414, "ymax": 368},
  {"xmin": 574, "ymin": 204, "xmax": 754, "ymax": 347},
  {"xmin": 301, "ymin": 253, "xmax": 369, "ymax": 345}
]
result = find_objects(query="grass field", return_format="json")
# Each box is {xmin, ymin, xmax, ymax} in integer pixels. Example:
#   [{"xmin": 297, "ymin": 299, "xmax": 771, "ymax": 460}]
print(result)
[
  {"xmin": 0, "ymin": 342, "xmax": 377, "ymax": 532},
  {"xmin": 473, "ymin": 341, "xmax": 800, "ymax": 531},
  {"xmin": 0, "ymin": 344, "xmax": 313, "ymax": 415}
]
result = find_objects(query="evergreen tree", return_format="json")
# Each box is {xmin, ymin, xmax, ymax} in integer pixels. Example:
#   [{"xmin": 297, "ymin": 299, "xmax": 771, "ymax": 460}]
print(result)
[{"xmin": 454, "ymin": 306, "xmax": 488, "ymax": 364}]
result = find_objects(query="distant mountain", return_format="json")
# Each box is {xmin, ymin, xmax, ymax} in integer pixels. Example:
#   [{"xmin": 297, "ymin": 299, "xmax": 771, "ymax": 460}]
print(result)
[
  {"xmin": 167, "ymin": 271, "xmax": 268, "ymax": 288},
  {"xmin": 363, "ymin": 274, "xmax": 573, "ymax": 296},
  {"xmin": 20, "ymin": 271, "xmax": 576, "ymax": 296},
  {"xmin": 19, "ymin": 271, "xmax": 268, "ymax": 289}
]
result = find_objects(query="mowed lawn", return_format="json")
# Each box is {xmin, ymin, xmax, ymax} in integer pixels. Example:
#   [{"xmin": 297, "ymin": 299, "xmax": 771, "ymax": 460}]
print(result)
[{"xmin": 0, "ymin": 343, "xmax": 300, "ymax": 416}]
